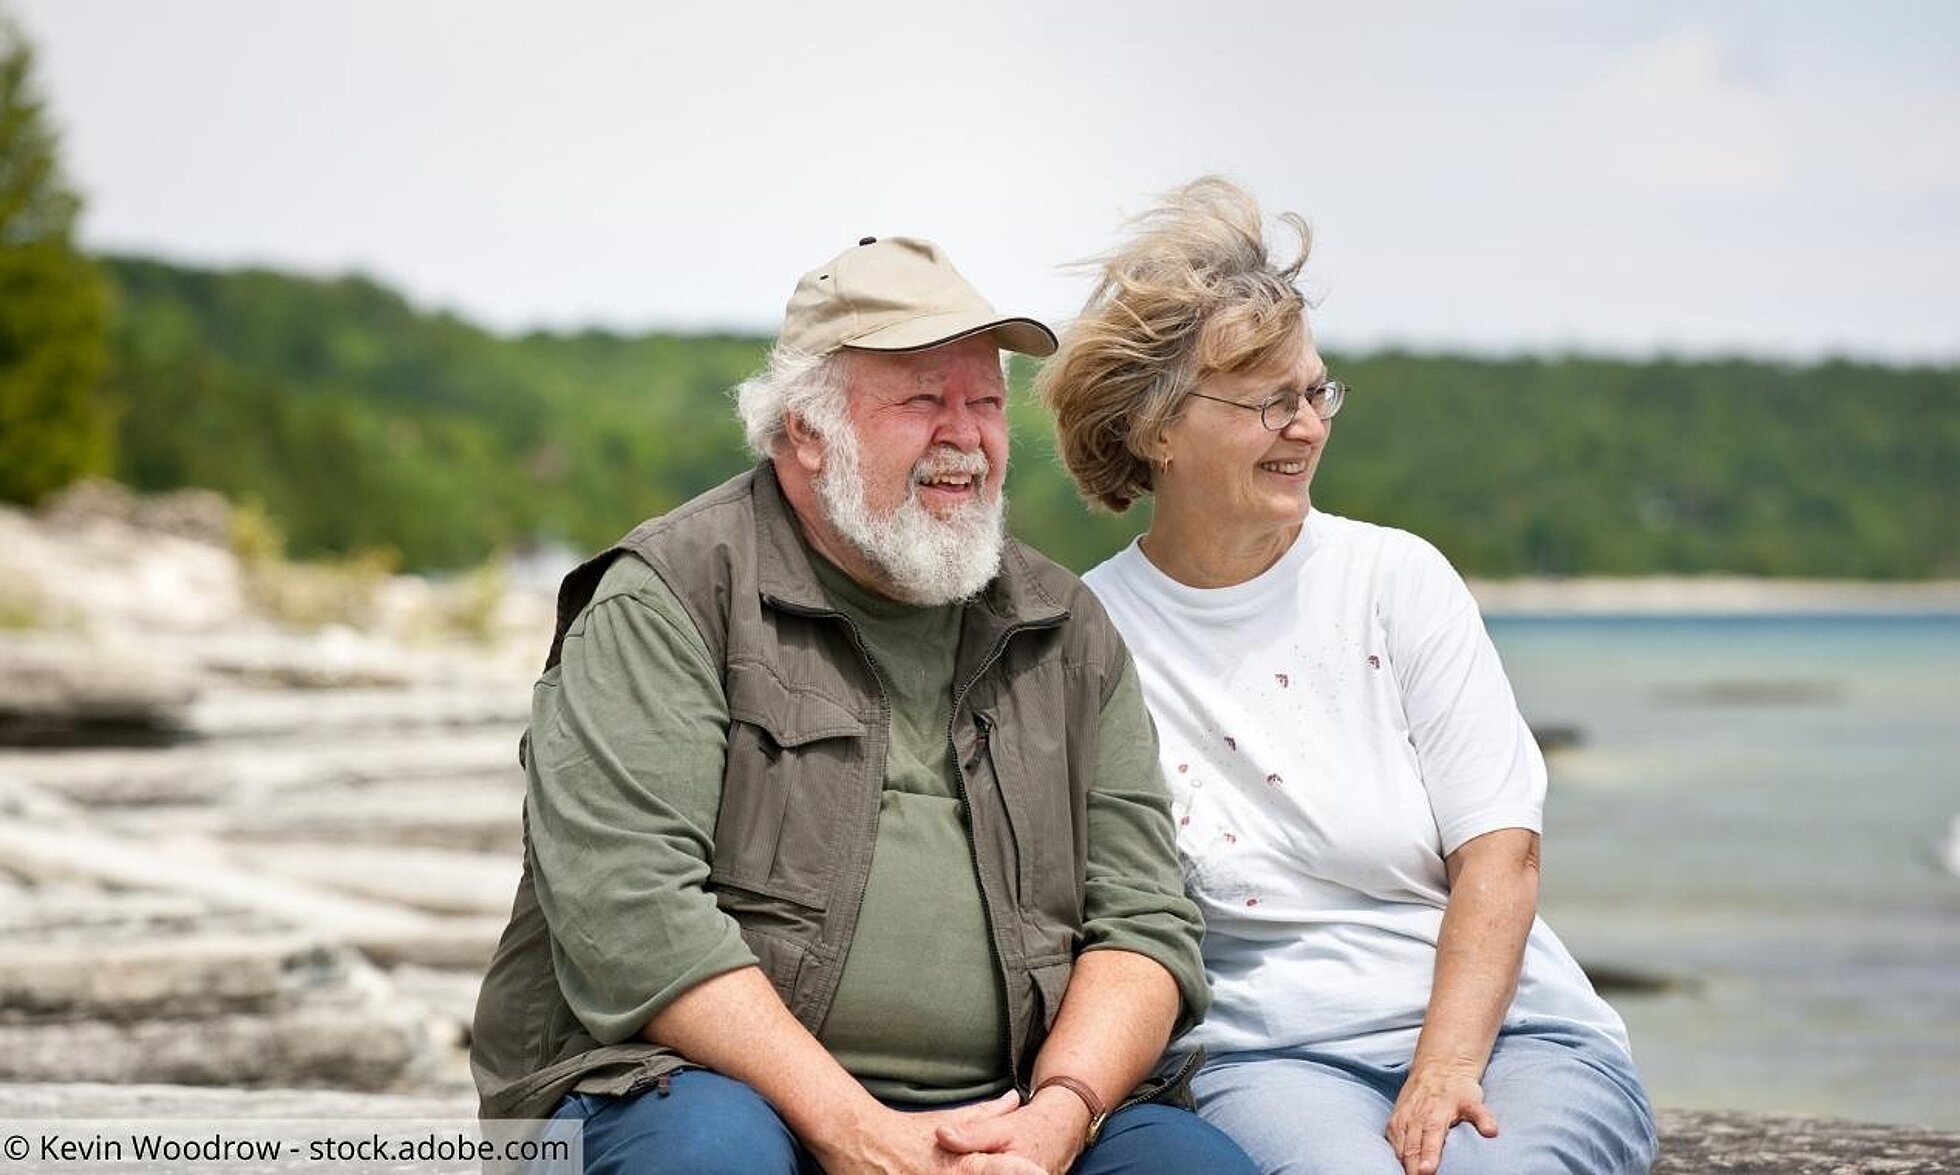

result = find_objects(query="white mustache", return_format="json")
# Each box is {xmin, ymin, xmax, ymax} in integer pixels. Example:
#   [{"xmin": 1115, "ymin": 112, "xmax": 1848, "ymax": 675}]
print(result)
[{"xmin": 911, "ymin": 448, "xmax": 990, "ymax": 483}]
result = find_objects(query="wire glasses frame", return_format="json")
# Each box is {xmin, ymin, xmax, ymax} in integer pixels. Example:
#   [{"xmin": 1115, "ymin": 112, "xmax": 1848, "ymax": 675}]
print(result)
[{"xmin": 1185, "ymin": 380, "xmax": 1347, "ymax": 430}]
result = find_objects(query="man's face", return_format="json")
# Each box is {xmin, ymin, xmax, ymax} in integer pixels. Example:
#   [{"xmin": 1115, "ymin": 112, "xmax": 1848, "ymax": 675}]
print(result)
[
  {"xmin": 838, "ymin": 333, "xmax": 1010, "ymax": 519},
  {"xmin": 808, "ymin": 334, "xmax": 1011, "ymax": 605}
]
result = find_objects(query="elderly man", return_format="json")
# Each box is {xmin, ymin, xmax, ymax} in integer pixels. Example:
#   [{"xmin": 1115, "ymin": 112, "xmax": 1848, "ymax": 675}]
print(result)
[{"xmin": 472, "ymin": 238, "xmax": 1255, "ymax": 1174}]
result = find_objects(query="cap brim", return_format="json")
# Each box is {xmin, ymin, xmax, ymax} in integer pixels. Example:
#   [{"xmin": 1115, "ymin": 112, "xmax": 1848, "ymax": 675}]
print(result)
[{"xmin": 844, "ymin": 309, "xmax": 1058, "ymax": 359}]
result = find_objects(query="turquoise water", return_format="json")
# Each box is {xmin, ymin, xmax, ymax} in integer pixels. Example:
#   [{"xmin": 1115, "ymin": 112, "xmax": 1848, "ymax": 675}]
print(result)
[{"xmin": 1488, "ymin": 615, "xmax": 1960, "ymax": 1129}]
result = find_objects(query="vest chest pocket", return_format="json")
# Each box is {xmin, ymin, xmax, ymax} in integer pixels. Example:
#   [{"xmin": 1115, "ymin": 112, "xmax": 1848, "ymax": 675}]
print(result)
[{"xmin": 710, "ymin": 660, "xmax": 867, "ymax": 916}]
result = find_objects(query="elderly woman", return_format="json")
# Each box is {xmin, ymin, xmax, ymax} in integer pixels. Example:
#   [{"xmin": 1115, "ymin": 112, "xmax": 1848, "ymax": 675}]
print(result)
[{"xmin": 1036, "ymin": 178, "xmax": 1657, "ymax": 1175}]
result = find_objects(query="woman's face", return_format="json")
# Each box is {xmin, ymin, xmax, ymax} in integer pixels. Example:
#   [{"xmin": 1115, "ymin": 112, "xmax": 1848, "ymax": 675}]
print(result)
[{"xmin": 1155, "ymin": 327, "xmax": 1330, "ymax": 538}]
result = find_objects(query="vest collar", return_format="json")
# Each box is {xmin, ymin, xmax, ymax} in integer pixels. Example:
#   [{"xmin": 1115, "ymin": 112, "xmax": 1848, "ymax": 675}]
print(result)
[{"xmin": 750, "ymin": 461, "xmax": 1067, "ymax": 628}]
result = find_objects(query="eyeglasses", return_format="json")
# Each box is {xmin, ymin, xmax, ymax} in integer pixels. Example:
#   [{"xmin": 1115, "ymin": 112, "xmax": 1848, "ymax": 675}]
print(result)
[{"xmin": 1186, "ymin": 379, "xmax": 1347, "ymax": 430}]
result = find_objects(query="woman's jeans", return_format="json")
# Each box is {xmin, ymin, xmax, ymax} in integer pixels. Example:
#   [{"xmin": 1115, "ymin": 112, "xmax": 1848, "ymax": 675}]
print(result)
[{"xmin": 1193, "ymin": 1020, "xmax": 1657, "ymax": 1175}]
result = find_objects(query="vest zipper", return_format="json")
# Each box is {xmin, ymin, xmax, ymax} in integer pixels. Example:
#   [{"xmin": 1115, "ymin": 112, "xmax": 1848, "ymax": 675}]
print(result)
[
  {"xmin": 819, "ymin": 608, "xmax": 892, "ymax": 1030},
  {"xmin": 949, "ymin": 625, "xmax": 1034, "ymax": 1080},
  {"xmin": 1113, "ymin": 1047, "xmax": 1203, "ymax": 1113}
]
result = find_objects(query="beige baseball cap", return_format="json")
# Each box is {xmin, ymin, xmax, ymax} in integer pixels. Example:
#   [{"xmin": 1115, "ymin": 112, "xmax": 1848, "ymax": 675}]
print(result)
[{"xmin": 778, "ymin": 236, "xmax": 1057, "ymax": 358}]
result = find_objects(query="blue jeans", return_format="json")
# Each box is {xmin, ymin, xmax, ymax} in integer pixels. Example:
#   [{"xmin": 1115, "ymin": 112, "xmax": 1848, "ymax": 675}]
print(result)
[
  {"xmin": 547, "ymin": 1069, "xmax": 1257, "ymax": 1174},
  {"xmin": 1193, "ymin": 1021, "xmax": 1657, "ymax": 1175}
]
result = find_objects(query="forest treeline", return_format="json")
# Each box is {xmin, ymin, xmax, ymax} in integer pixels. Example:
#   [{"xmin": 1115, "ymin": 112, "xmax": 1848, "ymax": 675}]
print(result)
[{"xmin": 96, "ymin": 257, "xmax": 1956, "ymax": 578}]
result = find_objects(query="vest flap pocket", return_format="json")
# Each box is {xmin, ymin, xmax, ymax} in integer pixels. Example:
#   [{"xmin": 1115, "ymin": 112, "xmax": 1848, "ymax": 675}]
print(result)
[
  {"xmin": 707, "ymin": 869, "xmax": 828, "ymax": 913},
  {"xmin": 726, "ymin": 660, "xmax": 866, "ymax": 747},
  {"xmin": 715, "ymin": 661, "xmax": 862, "ymax": 910}
]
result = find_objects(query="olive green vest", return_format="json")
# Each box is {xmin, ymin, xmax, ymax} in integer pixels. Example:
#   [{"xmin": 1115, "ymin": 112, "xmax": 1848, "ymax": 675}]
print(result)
[{"xmin": 470, "ymin": 465, "xmax": 1134, "ymax": 1121}]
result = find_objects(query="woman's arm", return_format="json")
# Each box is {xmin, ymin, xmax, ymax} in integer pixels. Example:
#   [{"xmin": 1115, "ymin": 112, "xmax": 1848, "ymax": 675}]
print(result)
[{"xmin": 1385, "ymin": 826, "xmax": 1541, "ymax": 1175}]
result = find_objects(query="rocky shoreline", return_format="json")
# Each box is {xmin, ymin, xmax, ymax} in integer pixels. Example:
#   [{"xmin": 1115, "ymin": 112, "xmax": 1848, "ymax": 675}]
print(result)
[
  {"xmin": 1469, "ymin": 574, "xmax": 1960, "ymax": 616},
  {"xmin": 1, "ymin": 485, "xmax": 545, "ymax": 1101}
]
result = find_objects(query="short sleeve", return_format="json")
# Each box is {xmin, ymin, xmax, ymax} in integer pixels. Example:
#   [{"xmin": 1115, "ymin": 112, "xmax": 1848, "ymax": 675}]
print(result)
[{"xmin": 1381, "ymin": 535, "xmax": 1546, "ymax": 855}]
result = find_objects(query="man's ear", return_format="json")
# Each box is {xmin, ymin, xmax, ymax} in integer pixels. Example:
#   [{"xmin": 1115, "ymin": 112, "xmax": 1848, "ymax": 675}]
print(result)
[{"xmin": 783, "ymin": 412, "xmax": 827, "ymax": 475}]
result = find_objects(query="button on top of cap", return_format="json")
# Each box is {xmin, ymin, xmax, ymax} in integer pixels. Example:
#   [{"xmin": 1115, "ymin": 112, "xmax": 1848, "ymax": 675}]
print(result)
[{"xmin": 859, "ymin": 236, "xmax": 877, "ymax": 246}]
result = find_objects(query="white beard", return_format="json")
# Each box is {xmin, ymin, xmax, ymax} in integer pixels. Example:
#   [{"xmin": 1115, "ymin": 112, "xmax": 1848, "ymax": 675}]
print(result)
[{"xmin": 814, "ymin": 425, "xmax": 1005, "ymax": 607}]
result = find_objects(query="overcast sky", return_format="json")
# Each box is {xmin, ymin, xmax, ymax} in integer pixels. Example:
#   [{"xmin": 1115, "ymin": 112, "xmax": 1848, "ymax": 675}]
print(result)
[{"xmin": 14, "ymin": 1, "xmax": 1960, "ymax": 362}]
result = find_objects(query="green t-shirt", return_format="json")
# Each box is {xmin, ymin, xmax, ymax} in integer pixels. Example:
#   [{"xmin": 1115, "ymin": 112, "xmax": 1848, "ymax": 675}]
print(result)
[{"xmin": 805, "ymin": 555, "xmax": 1006, "ymax": 1101}]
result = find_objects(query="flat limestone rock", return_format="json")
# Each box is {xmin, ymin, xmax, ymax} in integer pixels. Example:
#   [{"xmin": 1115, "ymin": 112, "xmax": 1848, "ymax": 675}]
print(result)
[
  {"xmin": 0, "ymin": 749, "xmax": 228, "ymax": 807},
  {"xmin": 37, "ymin": 481, "xmax": 232, "ymax": 548},
  {"xmin": 0, "ymin": 883, "xmax": 276, "ymax": 945},
  {"xmin": 0, "ymin": 821, "xmax": 432, "ymax": 935},
  {"xmin": 144, "ymin": 784, "xmax": 524, "ymax": 855},
  {"xmin": 0, "ymin": 729, "xmax": 521, "ymax": 811},
  {"xmin": 187, "ymin": 687, "xmax": 528, "ymax": 741},
  {"xmin": 0, "ymin": 773, "xmax": 75, "ymax": 823},
  {"xmin": 0, "ymin": 640, "xmax": 199, "ymax": 747},
  {"xmin": 0, "ymin": 1081, "xmax": 474, "ymax": 1119},
  {"xmin": 386, "ymin": 966, "xmax": 483, "ymax": 1047},
  {"xmin": 0, "ymin": 939, "xmax": 429, "ymax": 1090},
  {"xmin": 223, "ymin": 844, "xmax": 520, "ymax": 918},
  {"xmin": 0, "ymin": 501, "xmax": 245, "ymax": 635},
  {"xmin": 0, "ymin": 819, "xmax": 499, "ymax": 968},
  {"xmin": 353, "ymin": 918, "xmax": 506, "ymax": 972},
  {"xmin": 0, "ymin": 1003, "xmax": 426, "ymax": 1091},
  {"xmin": 1654, "ymin": 1108, "xmax": 1960, "ymax": 1173},
  {"xmin": 0, "ymin": 933, "xmax": 344, "ymax": 1024}
]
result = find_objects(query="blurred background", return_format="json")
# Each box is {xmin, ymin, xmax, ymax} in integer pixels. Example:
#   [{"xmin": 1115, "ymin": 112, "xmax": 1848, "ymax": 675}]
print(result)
[{"xmin": 0, "ymin": 0, "xmax": 1954, "ymax": 1132}]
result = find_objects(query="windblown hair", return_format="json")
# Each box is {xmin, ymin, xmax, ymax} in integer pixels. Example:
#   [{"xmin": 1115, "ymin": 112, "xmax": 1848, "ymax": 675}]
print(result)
[
  {"xmin": 1036, "ymin": 176, "xmax": 1311, "ymax": 512},
  {"xmin": 733, "ymin": 347, "xmax": 852, "ymax": 459}
]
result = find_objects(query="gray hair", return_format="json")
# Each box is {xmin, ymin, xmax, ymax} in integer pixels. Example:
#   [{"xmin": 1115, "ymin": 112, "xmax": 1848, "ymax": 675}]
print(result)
[{"xmin": 733, "ymin": 347, "xmax": 853, "ymax": 459}]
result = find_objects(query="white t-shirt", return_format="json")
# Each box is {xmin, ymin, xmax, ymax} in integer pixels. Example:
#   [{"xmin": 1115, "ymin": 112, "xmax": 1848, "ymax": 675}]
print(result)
[{"xmin": 1084, "ymin": 511, "xmax": 1630, "ymax": 1059}]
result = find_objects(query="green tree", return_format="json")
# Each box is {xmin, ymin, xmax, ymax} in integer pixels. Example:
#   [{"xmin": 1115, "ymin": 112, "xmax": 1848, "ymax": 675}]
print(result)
[{"xmin": 0, "ymin": 12, "xmax": 110, "ymax": 503}]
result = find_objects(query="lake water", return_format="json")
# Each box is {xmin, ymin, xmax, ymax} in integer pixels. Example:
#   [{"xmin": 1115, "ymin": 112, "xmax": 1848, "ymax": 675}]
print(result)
[{"xmin": 1487, "ymin": 614, "xmax": 1960, "ymax": 1129}]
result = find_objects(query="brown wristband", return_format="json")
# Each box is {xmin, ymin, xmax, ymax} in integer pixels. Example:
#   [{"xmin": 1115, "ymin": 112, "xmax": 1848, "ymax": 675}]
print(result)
[{"xmin": 1033, "ymin": 1074, "xmax": 1110, "ymax": 1146}]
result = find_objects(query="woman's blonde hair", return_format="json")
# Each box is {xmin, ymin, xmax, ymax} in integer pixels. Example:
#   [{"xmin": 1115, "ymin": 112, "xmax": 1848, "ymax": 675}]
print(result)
[{"xmin": 1036, "ymin": 176, "xmax": 1311, "ymax": 512}]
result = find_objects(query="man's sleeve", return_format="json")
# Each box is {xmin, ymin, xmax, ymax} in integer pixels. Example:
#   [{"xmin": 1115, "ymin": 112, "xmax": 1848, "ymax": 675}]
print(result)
[
  {"xmin": 1079, "ymin": 656, "xmax": 1211, "ymax": 1035},
  {"xmin": 524, "ymin": 556, "xmax": 757, "ymax": 1045}
]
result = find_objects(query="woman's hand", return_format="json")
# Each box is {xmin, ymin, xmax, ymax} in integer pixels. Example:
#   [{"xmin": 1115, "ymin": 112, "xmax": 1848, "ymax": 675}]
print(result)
[
  {"xmin": 1385, "ymin": 1058, "xmax": 1498, "ymax": 1175},
  {"xmin": 1387, "ymin": 827, "xmax": 1537, "ymax": 1173}
]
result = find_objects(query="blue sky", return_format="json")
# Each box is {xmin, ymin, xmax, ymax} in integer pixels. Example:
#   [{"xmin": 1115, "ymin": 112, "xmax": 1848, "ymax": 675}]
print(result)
[{"xmin": 15, "ymin": 1, "xmax": 1960, "ymax": 361}]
